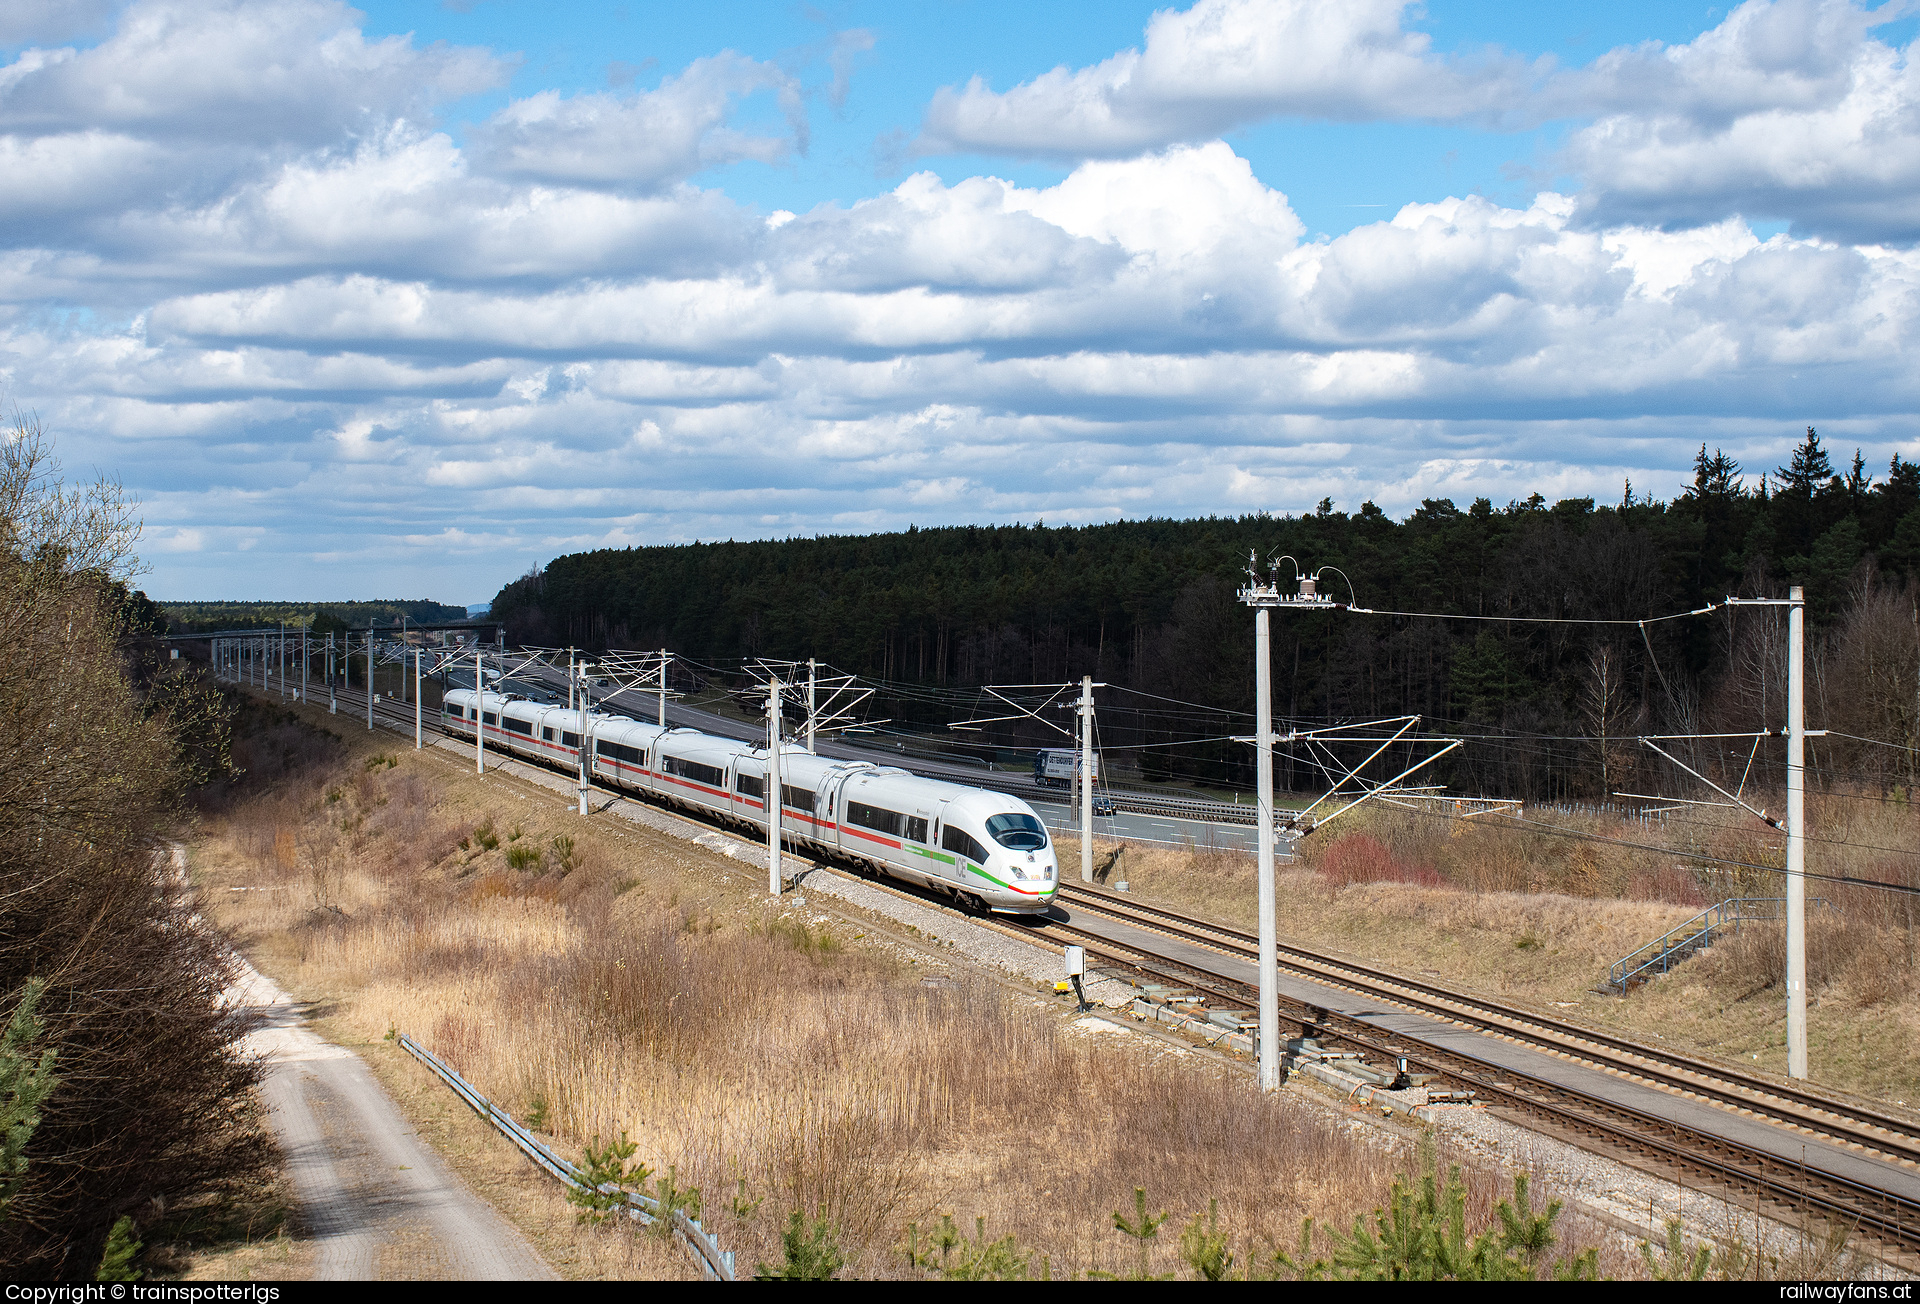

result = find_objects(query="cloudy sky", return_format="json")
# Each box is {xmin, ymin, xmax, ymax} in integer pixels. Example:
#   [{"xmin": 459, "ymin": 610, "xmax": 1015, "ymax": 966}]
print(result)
[{"xmin": 4, "ymin": 0, "xmax": 1919, "ymax": 602}]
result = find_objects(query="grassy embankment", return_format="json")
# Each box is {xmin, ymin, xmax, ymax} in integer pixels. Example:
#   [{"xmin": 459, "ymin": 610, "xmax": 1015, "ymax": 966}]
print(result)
[
  {"xmin": 187, "ymin": 694, "xmax": 1640, "ymax": 1280},
  {"xmin": 1060, "ymin": 794, "xmax": 1920, "ymax": 1106}
]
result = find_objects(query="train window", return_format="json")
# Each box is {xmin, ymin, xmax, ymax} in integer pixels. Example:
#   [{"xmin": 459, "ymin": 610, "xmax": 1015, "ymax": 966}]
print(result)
[
  {"xmin": 847, "ymin": 802, "xmax": 906, "ymax": 837},
  {"xmin": 906, "ymin": 816, "xmax": 928, "ymax": 843},
  {"xmin": 985, "ymin": 813, "xmax": 1048, "ymax": 850},
  {"xmin": 941, "ymin": 826, "xmax": 990, "ymax": 864},
  {"xmin": 504, "ymin": 717, "xmax": 533, "ymax": 735},
  {"xmin": 542, "ymin": 728, "xmax": 554, "ymax": 742},
  {"xmin": 597, "ymin": 740, "xmax": 644, "ymax": 765},
  {"xmin": 736, "ymin": 774, "xmax": 764, "ymax": 799},
  {"xmin": 561, "ymin": 731, "xmax": 580, "ymax": 749},
  {"xmin": 482, "ymin": 712, "xmax": 498, "ymax": 726},
  {"xmin": 663, "ymin": 755, "xmax": 725, "ymax": 788},
  {"xmin": 781, "ymin": 785, "xmax": 815, "ymax": 813}
]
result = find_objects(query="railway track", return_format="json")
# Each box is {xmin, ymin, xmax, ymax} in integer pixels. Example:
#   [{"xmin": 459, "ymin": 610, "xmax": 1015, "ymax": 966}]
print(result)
[
  {"xmin": 274, "ymin": 680, "xmax": 1920, "ymax": 1259},
  {"xmin": 1046, "ymin": 881, "xmax": 1920, "ymax": 1258}
]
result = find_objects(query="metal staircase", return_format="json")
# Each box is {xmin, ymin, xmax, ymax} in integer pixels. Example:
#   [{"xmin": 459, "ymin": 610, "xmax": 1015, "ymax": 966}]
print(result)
[{"xmin": 1603, "ymin": 896, "xmax": 1830, "ymax": 995}]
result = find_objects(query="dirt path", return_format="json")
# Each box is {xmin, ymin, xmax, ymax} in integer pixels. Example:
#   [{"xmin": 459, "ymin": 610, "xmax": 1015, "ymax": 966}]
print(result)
[{"xmin": 232, "ymin": 958, "xmax": 557, "ymax": 1280}]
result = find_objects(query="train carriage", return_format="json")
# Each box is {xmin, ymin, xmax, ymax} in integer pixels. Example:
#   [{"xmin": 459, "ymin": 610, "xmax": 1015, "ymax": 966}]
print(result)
[{"xmin": 439, "ymin": 687, "xmax": 1057, "ymax": 913}]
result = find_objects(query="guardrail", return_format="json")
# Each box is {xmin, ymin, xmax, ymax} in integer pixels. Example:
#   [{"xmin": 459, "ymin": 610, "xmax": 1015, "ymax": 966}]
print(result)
[{"xmin": 398, "ymin": 1034, "xmax": 735, "ymax": 1281}]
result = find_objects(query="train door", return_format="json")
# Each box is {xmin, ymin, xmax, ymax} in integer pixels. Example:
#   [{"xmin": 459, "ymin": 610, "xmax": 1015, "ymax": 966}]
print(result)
[
  {"xmin": 816, "ymin": 770, "xmax": 854, "ymax": 858},
  {"xmin": 929, "ymin": 798, "xmax": 959, "ymax": 883},
  {"xmin": 907, "ymin": 804, "xmax": 946, "ymax": 885},
  {"xmin": 735, "ymin": 757, "xmax": 767, "ymax": 831}
]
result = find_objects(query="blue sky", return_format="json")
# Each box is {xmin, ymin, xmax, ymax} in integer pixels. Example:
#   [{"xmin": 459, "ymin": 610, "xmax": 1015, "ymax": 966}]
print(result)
[
  {"xmin": 354, "ymin": 1, "xmax": 1740, "ymax": 231},
  {"xmin": 2, "ymin": 0, "xmax": 1918, "ymax": 601}
]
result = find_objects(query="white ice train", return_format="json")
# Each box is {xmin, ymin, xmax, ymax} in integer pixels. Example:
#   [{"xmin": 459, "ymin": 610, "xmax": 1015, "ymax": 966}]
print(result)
[{"xmin": 441, "ymin": 688, "xmax": 1059, "ymax": 914}]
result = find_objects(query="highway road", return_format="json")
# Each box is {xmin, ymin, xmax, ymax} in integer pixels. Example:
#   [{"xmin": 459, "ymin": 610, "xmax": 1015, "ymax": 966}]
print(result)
[{"xmin": 1026, "ymin": 797, "xmax": 1260, "ymax": 854}]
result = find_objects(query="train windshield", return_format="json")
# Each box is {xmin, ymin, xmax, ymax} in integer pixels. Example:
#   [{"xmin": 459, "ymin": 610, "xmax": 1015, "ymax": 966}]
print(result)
[{"xmin": 985, "ymin": 813, "xmax": 1048, "ymax": 850}]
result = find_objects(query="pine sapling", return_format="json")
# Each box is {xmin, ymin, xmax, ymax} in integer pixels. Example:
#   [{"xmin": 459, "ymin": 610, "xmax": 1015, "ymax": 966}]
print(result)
[
  {"xmin": 756, "ymin": 1210, "xmax": 843, "ymax": 1280},
  {"xmin": 0, "ymin": 978, "xmax": 58, "ymax": 1220},
  {"xmin": 1095, "ymin": 1187, "xmax": 1170, "ymax": 1281},
  {"xmin": 1640, "ymin": 1217, "xmax": 1711, "ymax": 1281},
  {"xmin": 649, "ymin": 1165, "xmax": 701, "ymax": 1239},
  {"xmin": 567, "ymin": 1132, "xmax": 651, "ymax": 1226},
  {"xmin": 96, "ymin": 1217, "xmax": 141, "ymax": 1282},
  {"xmin": 1179, "ymin": 1199, "xmax": 1233, "ymax": 1281}
]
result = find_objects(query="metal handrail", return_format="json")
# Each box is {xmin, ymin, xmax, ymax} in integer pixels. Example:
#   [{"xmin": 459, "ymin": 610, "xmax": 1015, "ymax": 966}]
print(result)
[
  {"xmin": 1606, "ymin": 897, "xmax": 1831, "ymax": 995},
  {"xmin": 399, "ymin": 1034, "xmax": 734, "ymax": 1281}
]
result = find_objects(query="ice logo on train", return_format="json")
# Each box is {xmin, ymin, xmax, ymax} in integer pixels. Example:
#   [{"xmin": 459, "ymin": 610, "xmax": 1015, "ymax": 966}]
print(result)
[{"xmin": 442, "ymin": 689, "xmax": 1058, "ymax": 914}]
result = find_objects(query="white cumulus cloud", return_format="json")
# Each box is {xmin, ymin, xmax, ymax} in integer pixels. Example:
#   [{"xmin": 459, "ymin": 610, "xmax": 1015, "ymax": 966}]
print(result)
[
  {"xmin": 918, "ymin": 0, "xmax": 1538, "ymax": 158},
  {"xmin": 471, "ymin": 52, "xmax": 807, "ymax": 191}
]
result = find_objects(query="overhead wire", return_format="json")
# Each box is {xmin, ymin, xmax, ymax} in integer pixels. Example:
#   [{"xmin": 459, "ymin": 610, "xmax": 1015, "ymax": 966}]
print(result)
[
  {"xmin": 1457, "ymin": 810, "xmax": 1920, "ymax": 898},
  {"xmin": 1345, "ymin": 603, "xmax": 1718, "ymax": 627}
]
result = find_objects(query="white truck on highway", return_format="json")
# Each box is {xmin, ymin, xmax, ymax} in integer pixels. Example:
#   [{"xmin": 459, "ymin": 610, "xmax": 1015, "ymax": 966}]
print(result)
[{"xmin": 1032, "ymin": 748, "xmax": 1097, "ymax": 788}]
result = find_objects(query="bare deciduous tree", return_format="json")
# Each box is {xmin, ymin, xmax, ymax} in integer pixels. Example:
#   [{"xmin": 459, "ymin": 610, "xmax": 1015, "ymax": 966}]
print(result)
[{"xmin": 0, "ymin": 414, "xmax": 267, "ymax": 1277}]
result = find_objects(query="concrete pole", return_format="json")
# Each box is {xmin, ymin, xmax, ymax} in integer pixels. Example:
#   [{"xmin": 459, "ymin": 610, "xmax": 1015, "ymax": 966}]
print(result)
[
  {"xmin": 301, "ymin": 625, "xmax": 308, "ymax": 701},
  {"xmin": 474, "ymin": 651, "xmax": 485, "ymax": 775},
  {"xmin": 567, "ymin": 649, "xmax": 575, "ymax": 712},
  {"xmin": 278, "ymin": 623, "xmax": 284, "ymax": 698},
  {"xmin": 806, "ymin": 658, "xmax": 817, "ymax": 753},
  {"xmin": 1079, "ymin": 674, "xmax": 1095, "ymax": 883},
  {"xmin": 578, "ymin": 663, "xmax": 591, "ymax": 816},
  {"xmin": 414, "ymin": 648, "xmax": 423, "ymax": 749},
  {"xmin": 768, "ymin": 678, "xmax": 784, "ymax": 895},
  {"xmin": 327, "ymin": 633, "xmax": 336, "ymax": 714},
  {"xmin": 1787, "ymin": 585, "xmax": 1808, "ymax": 1080},
  {"xmin": 659, "ymin": 648, "xmax": 669, "ymax": 727},
  {"xmin": 366, "ymin": 629, "xmax": 374, "ymax": 731},
  {"xmin": 1255, "ymin": 606, "xmax": 1280, "ymax": 1093}
]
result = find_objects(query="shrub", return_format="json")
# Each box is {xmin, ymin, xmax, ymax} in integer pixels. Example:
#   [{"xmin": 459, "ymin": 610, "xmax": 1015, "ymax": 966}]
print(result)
[{"xmin": 1314, "ymin": 833, "xmax": 1442, "ymax": 889}]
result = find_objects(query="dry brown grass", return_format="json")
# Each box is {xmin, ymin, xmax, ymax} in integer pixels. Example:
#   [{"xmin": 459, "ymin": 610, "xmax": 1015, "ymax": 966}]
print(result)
[{"xmin": 188, "ymin": 698, "xmax": 1639, "ymax": 1279}]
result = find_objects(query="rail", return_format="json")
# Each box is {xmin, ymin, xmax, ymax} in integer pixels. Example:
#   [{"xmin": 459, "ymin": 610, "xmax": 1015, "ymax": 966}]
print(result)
[
  {"xmin": 1605, "ymin": 896, "xmax": 1832, "ymax": 995},
  {"xmin": 398, "ymin": 1035, "xmax": 735, "ymax": 1281}
]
